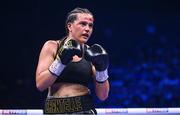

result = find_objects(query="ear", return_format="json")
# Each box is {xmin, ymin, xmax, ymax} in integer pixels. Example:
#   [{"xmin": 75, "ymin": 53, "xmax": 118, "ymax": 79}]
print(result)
[{"xmin": 67, "ymin": 23, "xmax": 72, "ymax": 32}]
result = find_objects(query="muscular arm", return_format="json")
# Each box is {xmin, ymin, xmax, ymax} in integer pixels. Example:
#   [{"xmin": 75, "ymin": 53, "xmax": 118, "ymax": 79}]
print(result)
[
  {"xmin": 92, "ymin": 66, "xmax": 110, "ymax": 101},
  {"xmin": 36, "ymin": 40, "xmax": 58, "ymax": 91}
]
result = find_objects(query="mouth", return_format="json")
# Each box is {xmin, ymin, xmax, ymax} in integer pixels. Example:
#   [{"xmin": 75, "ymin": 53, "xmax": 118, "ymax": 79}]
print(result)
[{"xmin": 82, "ymin": 33, "xmax": 89, "ymax": 38}]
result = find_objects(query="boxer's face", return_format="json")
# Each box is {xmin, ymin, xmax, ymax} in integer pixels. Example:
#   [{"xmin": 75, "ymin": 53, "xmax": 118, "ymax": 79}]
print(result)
[{"xmin": 68, "ymin": 13, "xmax": 94, "ymax": 44}]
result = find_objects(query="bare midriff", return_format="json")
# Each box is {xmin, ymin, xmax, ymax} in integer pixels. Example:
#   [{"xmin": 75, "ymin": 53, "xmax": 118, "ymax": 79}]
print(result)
[{"xmin": 48, "ymin": 82, "xmax": 90, "ymax": 97}]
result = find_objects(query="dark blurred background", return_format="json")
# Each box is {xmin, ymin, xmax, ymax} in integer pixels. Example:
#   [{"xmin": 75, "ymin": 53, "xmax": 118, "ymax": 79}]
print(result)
[{"xmin": 1, "ymin": 0, "xmax": 180, "ymax": 109}]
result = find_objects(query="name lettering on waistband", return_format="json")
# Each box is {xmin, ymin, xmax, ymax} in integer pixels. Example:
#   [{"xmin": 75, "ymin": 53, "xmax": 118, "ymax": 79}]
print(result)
[{"xmin": 45, "ymin": 97, "xmax": 83, "ymax": 113}]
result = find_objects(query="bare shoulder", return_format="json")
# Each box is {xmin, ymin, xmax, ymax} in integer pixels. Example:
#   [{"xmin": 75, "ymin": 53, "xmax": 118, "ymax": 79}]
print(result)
[
  {"xmin": 41, "ymin": 40, "xmax": 59, "ymax": 54},
  {"xmin": 44, "ymin": 40, "xmax": 58, "ymax": 47}
]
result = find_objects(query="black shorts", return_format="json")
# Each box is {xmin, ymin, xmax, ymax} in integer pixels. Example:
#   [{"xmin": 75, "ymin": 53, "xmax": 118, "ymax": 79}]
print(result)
[{"xmin": 44, "ymin": 94, "xmax": 97, "ymax": 114}]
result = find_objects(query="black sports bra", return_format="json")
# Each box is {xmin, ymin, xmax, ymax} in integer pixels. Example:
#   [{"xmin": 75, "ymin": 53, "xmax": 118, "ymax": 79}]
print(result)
[{"xmin": 54, "ymin": 38, "xmax": 93, "ymax": 87}]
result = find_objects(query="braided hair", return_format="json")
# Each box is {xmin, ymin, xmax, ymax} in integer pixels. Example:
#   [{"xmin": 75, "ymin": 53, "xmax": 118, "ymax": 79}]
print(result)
[{"xmin": 65, "ymin": 7, "xmax": 94, "ymax": 34}]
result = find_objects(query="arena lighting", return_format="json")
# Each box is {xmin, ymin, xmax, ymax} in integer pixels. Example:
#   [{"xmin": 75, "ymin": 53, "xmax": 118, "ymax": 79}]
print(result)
[{"xmin": 0, "ymin": 108, "xmax": 180, "ymax": 114}]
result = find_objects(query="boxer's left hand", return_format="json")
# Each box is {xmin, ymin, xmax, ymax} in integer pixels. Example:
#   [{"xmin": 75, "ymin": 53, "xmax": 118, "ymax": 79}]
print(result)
[{"xmin": 84, "ymin": 44, "xmax": 109, "ymax": 83}]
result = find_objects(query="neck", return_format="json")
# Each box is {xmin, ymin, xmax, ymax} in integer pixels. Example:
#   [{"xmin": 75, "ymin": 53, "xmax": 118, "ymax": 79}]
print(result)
[{"xmin": 66, "ymin": 36, "xmax": 84, "ymax": 45}]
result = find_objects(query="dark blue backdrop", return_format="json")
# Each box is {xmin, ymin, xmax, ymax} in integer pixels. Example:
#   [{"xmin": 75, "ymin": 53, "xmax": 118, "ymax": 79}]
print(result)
[{"xmin": 1, "ymin": 0, "xmax": 180, "ymax": 109}]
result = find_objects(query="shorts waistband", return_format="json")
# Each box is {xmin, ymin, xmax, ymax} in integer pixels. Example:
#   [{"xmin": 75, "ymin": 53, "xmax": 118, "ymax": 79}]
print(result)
[{"xmin": 44, "ymin": 94, "xmax": 95, "ymax": 114}]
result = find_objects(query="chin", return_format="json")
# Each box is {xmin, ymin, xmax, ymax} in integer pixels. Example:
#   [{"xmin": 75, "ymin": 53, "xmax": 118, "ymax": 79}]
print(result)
[{"xmin": 80, "ymin": 38, "xmax": 88, "ymax": 44}]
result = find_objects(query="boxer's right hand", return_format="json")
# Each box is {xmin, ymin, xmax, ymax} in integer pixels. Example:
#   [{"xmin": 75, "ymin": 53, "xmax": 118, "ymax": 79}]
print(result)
[
  {"xmin": 49, "ymin": 39, "xmax": 82, "ymax": 77},
  {"xmin": 57, "ymin": 39, "xmax": 82, "ymax": 65}
]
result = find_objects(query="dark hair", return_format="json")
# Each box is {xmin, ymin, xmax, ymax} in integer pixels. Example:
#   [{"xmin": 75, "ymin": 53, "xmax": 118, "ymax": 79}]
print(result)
[{"xmin": 65, "ymin": 7, "xmax": 93, "ymax": 34}]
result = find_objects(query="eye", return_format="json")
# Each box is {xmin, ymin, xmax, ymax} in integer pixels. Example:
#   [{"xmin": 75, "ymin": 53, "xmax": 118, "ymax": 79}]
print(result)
[
  {"xmin": 89, "ymin": 23, "xmax": 93, "ymax": 28},
  {"xmin": 80, "ymin": 22, "xmax": 87, "ymax": 26}
]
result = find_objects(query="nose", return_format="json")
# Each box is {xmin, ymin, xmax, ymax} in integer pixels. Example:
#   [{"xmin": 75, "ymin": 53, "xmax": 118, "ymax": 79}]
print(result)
[{"xmin": 85, "ymin": 25, "xmax": 90, "ymax": 32}]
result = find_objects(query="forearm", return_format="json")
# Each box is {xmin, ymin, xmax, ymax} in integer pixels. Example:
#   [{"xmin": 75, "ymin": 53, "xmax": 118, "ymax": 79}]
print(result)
[
  {"xmin": 36, "ymin": 70, "xmax": 57, "ymax": 92},
  {"xmin": 84, "ymin": 43, "xmax": 110, "ymax": 100},
  {"xmin": 95, "ymin": 80, "xmax": 110, "ymax": 101}
]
